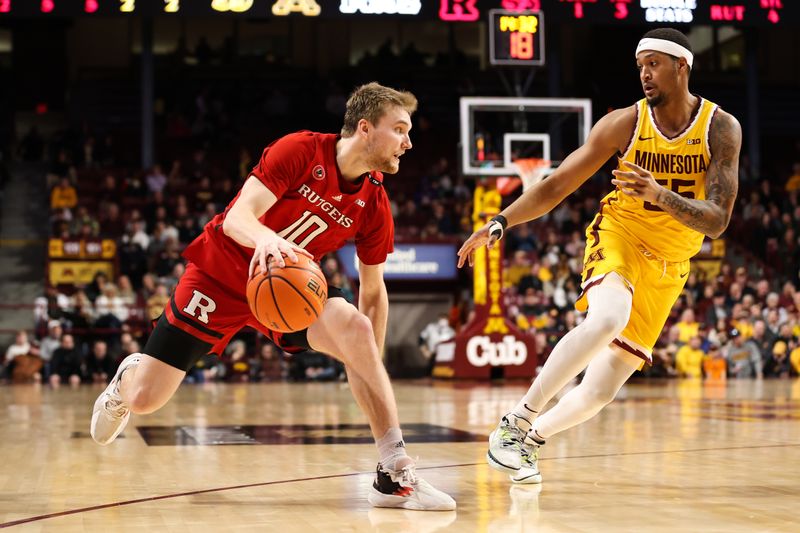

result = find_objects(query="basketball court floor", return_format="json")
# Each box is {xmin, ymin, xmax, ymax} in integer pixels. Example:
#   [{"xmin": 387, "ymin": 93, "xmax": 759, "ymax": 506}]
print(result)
[{"xmin": 0, "ymin": 378, "xmax": 797, "ymax": 531}]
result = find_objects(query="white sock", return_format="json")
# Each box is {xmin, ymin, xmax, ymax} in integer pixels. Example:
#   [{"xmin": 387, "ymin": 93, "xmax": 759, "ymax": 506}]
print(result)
[
  {"xmin": 512, "ymin": 273, "xmax": 632, "ymax": 418},
  {"xmin": 532, "ymin": 346, "xmax": 640, "ymax": 439},
  {"xmin": 377, "ymin": 427, "xmax": 411, "ymax": 471}
]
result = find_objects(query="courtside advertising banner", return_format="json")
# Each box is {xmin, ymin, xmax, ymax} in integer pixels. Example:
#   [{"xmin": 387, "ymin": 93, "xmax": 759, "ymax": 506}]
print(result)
[{"xmin": 337, "ymin": 243, "xmax": 457, "ymax": 280}]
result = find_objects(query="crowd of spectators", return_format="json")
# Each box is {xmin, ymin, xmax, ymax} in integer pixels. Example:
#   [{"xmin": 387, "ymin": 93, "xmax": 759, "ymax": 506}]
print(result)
[{"xmin": 4, "ymin": 95, "xmax": 800, "ymax": 386}]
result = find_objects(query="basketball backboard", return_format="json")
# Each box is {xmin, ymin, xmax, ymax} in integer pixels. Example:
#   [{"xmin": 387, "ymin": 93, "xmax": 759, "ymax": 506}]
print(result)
[{"xmin": 459, "ymin": 96, "xmax": 592, "ymax": 176}]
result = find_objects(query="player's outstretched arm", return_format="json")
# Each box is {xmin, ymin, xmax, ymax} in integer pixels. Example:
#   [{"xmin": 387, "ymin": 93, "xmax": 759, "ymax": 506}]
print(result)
[
  {"xmin": 358, "ymin": 262, "xmax": 389, "ymax": 355},
  {"xmin": 457, "ymin": 107, "xmax": 635, "ymax": 268},
  {"xmin": 222, "ymin": 175, "xmax": 312, "ymax": 275},
  {"xmin": 612, "ymin": 111, "xmax": 741, "ymax": 238}
]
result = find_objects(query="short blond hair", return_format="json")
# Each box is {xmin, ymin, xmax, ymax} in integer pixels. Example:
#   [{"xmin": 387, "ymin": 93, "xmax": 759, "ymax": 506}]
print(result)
[{"xmin": 341, "ymin": 82, "xmax": 418, "ymax": 137}]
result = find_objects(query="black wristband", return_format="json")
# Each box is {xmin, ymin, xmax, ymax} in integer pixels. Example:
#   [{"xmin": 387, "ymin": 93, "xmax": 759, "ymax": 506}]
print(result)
[
  {"xmin": 488, "ymin": 214, "xmax": 508, "ymax": 241},
  {"xmin": 490, "ymin": 215, "xmax": 508, "ymax": 231}
]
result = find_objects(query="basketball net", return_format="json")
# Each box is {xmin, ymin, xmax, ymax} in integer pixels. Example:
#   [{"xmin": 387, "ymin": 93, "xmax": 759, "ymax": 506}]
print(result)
[{"xmin": 513, "ymin": 157, "xmax": 551, "ymax": 193}]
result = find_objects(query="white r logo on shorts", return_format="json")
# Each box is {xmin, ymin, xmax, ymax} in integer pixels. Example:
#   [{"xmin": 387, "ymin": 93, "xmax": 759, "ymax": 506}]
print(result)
[{"xmin": 182, "ymin": 290, "xmax": 217, "ymax": 324}]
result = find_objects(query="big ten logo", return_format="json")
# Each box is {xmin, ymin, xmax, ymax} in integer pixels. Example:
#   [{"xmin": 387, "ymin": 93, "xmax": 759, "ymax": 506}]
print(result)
[
  {"xmin": 686, "ymin": 138, "xmax": 701, "ymax": 145},
  {"xmin": 212, "ymin": 0, "xmax": 253, "ymax": 12},
  {"xmin": 272, "ymin": 0, "xmax": 320, "ymax": 16},
  {"xmin": 466, "ymin": 335, "xmax": 527, "ymax": 367},
  {"xmin": 439, "ymin": 0, "xmax": 479, "ymax": 21},
  {"xmin": 306, "ymin": 278, "xmax": 326, "ymax": 301}
]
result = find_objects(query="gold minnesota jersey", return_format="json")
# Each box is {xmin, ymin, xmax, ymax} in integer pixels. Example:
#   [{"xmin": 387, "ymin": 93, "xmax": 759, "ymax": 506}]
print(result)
[{"xmin": 597, "ymin": 97, "xmax": 718, "ymax": 262}]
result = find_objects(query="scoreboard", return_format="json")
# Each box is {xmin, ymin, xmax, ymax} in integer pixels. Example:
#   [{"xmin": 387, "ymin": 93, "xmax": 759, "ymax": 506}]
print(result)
[{"xmin": 0, "ymin": 0, "xmax": 796, "ymax": 25}]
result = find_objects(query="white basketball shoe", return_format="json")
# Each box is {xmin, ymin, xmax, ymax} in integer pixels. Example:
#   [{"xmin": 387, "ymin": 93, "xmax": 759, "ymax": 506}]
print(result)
[
  {"xmin": 487, "ymin": 415, "xmax": 528, "ymax": 474},
  {"xmin": 368, "ymin": 463, "xmax": 456, "ymax": 511},
  {"xmin": 510, "ymin": 437, "xmax": 543, "ymax": 484},
  {"xmin": 90, "ymin": 353, "xmax": 141, "ymax": 445}
]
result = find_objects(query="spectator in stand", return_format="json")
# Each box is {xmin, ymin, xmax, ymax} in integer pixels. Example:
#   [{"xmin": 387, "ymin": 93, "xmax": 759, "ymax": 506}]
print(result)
[
  {"xmin": 418, "ymin": 313, "xmax": 455, "ymax": 375},
  {"xmin": 67, "ymin": 289, "xmax": 96, "ymax": 330},
  {"xmin": 94, "ymin": 283, "xmax": 128, "ymax": 340},
  {"xmin": 86, "ymin": 340, "xmax": 118, "ymax": 384},
  {"xmin": 431, "ymin": 200, "xmax": 456, "ymax": 235},
  {"xmin": 119, "ymin": 228, "xmax": 149, "ymax": 288},
  {"xmin": 250, "ymin": 343, "xmax": 286, "ymax": 382},
  {"xmin": 674, "ymin": 335, "xmax": 704, "ymax": 378},
  {"xmin": 763, "ymin": 340, "xmax": 792, "ymax": 379},
  {"xmin": 507, "ymin": 250, "xmax": 533, "ymax": 287},
  {"xmin": 702, "ymin": 342, "xmax": 727, "ymax": 381},
  {"xmin": 70, "ymin": 206, "xmax": 100, "ymax": 239},
  {"xmin": 162, "ymin": 263, "xmax": 185, "ymax": 293},
  {"xmin": 38, "ymin": 320, "xmax": 63, "ymax": 379},
  {"xmin": 784, "ymin": 162, "xmax": 800, "ymax": 192},
  {"xmin": 100, "ymin": 202, "xmax": 126, "ymax": 239},
  {"xmin": 49, "ymin": 334, "xmax": 85, "ymax": 386},
  {"xmin": 750, "ymin": 319, "xmax": 776, "ymax": 356},
  {"xmin": 50, "ymin": 176, "xmax": 78, "ymax": 211},
  {"xmin": 763, "ymin": 292, "xmax": 789, "ymax": 325},
  {"xmin": 196, "ymin": 202, "xmax": 218, "ymax": 229},
  {"xmin": 174, "ymin": 203, "xmax": 199, "ymax": 245},
  {"xmin": 3, "ymin": 330, "xmax": 38, "ymax": 380},
  {"xmin": 97, "ymin": 174, "xmax": 121, "ymax": 206},
  {"xmin": 34, "ymin": 286, "xmax": 70, "ymax": 329},
  {"xmin": 724, "ymin": 328, "xmax": 763, "ymax": 379},
  {"xmin": 194, "ymin": 176, "xmax": 215, "ymax": 211},
  {"xmin": 144, "ymin": 190, "xmax": 170, "ymax": 227},
  {"xmin": 117, "ymin": 275, "xmax": 138, "ymax": 319},
  {"xmin": 146, "ymin": 164, "xmax": 168, "ymax": 194},
  {"xmin": 224, "ymin": 340, "xmax": 251, "ymax": 383},
  {"xmin": 673, "ymin": 308, "xmax": 700, "ymax": 344},
  {"xmin": 649, "ymin": 340, "xmax": 677, "ymax": 378},
  {"xmin": 140, "ymin": 273, "xmax": 158, "ymax": 301},
  {"xmin": 765, "ymin": 308, "xmax": 783, "ymax": 336},
  {"xmin": 146, "ymin": 283, "xmax": 170, "ymax": 321}
]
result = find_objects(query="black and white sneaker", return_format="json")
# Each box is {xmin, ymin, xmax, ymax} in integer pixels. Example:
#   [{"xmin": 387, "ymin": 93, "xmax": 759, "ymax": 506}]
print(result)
[
  {"xmin": 487, "ymin": 415, "xmax": 528, "ymax": 474},
  {"xmin": 90, "ymin": 353, "xmax": 141, "ymax": 445},
  {"xmin": 510, "ymin": 437, "xmax": 542, "ymax": 484},
  {"xmin": 368, "ymin": 463, "xmax": 456, "ymax": 511}
]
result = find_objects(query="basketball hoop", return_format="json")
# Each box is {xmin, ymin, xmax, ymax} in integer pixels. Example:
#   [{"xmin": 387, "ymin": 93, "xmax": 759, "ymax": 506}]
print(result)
[{"xmin": 513, "ymin": 158, "xmax": 551, "ymax": 192}]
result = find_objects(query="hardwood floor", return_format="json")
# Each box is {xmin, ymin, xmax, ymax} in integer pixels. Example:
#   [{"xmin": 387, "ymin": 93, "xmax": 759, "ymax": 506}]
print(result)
[{"xmin": 0, "ymin": 378, "xmax": 797, "ymax": 531}]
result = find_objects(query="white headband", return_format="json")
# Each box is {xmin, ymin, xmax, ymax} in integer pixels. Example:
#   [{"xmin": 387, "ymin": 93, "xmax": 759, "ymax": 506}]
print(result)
[{"xmin": 636, "ymin": 37, "xmax": 693, "ymax": 69}]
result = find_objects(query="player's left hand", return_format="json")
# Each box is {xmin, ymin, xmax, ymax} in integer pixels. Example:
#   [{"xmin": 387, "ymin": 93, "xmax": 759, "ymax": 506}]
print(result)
[
  {"xmin": 457, "ymin": 223, "xmax": 495, "ymax": 268},
  {"xmin": 611, "ymin": 160, "xmax": 664, "ymax": 205}
]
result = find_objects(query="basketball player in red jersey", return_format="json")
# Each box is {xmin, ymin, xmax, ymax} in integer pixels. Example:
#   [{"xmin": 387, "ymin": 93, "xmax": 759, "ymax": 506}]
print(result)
[{"xmin": 90, "ymin": 83, "xmax": 455, "ymax": 511}]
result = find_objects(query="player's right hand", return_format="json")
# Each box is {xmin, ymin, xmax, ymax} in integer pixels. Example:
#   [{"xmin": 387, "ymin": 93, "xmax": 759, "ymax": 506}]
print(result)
[
  {"xmin": 457, "ymin": 223, "xmax": 496, "ymax": 268},
  {"xmin": 249, "ymin": 234, "xmax": 313, "ymax": 278}
]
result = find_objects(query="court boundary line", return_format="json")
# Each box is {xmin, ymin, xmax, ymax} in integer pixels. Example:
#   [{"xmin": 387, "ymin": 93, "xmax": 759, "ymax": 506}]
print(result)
[{"xmin": 2, "ymin": 443, "xmax": 798, "ymax": 528}]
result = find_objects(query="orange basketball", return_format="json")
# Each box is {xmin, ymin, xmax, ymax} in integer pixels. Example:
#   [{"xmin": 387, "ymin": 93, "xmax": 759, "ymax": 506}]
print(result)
[{"xmin": 246, "ymin": 255, "xmax": 328, "ymax": 333}]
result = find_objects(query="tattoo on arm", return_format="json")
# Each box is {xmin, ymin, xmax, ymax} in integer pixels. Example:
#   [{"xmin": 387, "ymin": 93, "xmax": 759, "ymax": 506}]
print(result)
[{"xmin": 655, "ymin": 111, "xmax": 741, "ymax": 238}]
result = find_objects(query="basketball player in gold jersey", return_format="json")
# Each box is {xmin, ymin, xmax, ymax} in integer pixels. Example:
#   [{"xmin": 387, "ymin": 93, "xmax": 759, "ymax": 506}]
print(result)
[{"xmin": 458, "ymin": 28, "xmax": 741, "ymax": 484}]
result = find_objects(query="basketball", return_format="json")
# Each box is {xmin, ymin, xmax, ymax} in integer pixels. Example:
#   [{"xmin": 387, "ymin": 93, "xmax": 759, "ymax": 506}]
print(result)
[{"xmin": 246, "ymin": 255, "xmax": 328, "ymax": 333}]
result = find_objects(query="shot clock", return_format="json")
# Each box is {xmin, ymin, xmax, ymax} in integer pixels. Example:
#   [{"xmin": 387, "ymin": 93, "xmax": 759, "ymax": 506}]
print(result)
[{"xmin": 489, "ymin": 9, "xmax": 544, "ymax": 66}]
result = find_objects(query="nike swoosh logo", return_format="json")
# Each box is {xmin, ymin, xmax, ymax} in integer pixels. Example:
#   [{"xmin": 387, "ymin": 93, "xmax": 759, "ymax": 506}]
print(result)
[
  {"xmin": 680, "ymin": 272, "xmax": 689, "ymax": 278},
  {"xmin": 638, "ymin": 135, "xmax": 654, "ymax": 141}
]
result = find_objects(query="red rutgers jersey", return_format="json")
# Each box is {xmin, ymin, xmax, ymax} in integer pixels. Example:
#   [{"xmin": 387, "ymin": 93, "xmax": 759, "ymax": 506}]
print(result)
[{"xmin": 182, "ymin": 131, "xmax": 395, "ymax": 293}]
